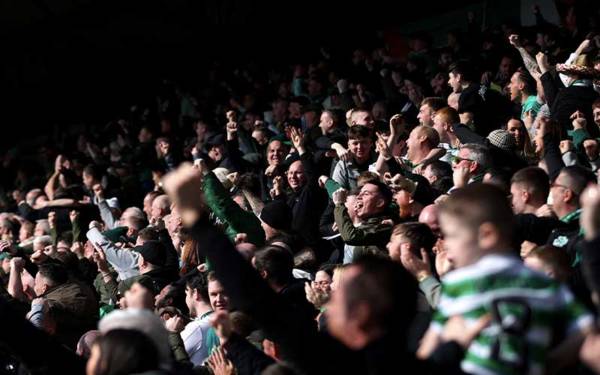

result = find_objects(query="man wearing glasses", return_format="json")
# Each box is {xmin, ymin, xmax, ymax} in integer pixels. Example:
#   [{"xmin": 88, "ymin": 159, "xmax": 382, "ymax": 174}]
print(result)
[{"xmin": 449, "ymin": 143, "xmax": 491, "ymax": 191}]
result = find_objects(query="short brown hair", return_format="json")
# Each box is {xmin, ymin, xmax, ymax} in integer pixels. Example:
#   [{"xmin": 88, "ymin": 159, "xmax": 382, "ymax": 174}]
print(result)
[
  {"xmin": 525, "ymin": 245, "xmax": 571, "ymax": 282},
  {"xmin": 439, "ymin": 184, "xmax": 514, "ymax": 240},
  {"xmin": 417, "ymin": 126, "xmax": 440, "ymax": 149},
  {"xmin": 391, "ymin": 222, "xmax": 436, "ymax": 252},
  {"xmin": 421, "ymin": 97, "xmax": 447, "ymax": 112}
]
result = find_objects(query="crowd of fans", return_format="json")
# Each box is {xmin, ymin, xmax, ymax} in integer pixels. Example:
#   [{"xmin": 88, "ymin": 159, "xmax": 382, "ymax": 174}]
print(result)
[{"xmin": 3, "ymin": 3, "xmax": 600, "ymax": 375}]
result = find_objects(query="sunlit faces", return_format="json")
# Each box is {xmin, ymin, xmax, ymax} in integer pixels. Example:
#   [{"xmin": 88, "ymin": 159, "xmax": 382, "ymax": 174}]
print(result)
[
  {"xmin": 287, "ymin": 160, "xmax": 306, "ymax": 190},
  {"xmin": 418, "ymin": 104, "xmax": 435, "ymax": 126},
  {"xmin": 347, "ymin": 137, "xmax": 372, "ymax": 163},
  {"xmin": 267, "ymin": 140, "xmax": 286, "ymax": 166},
  {"xmin": 506, "ymin": 119, "xmax": 524, "ymax": 147},
  {"xmin": 438, "ymin": 213, "xmax": 479, "ymax": 269},
  {"xmin": 208, "ymin": 279, "xmax": 229, "ymax": 312},
  {"xmin": 508, "ymin": 72, "xmax": 523, "ymax": 102},
  {"xmin": 355, "ymin": 183, "xmax": 385, "ymax": 219}
]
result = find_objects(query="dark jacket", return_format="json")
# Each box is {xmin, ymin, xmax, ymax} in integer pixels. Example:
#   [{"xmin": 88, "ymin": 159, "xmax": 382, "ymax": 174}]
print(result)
[
  {"xmin": 540, "ymin": 71, "xmax": 600, "ymax": 138},
  {"xmin": 202, "ymin": 171, "xmax": 265, "ymax": 246},
  {"xmin": 277, "ymin": 152, "xmax": 330, "ymax": 256},
  {"xmin": 334, "ymin": 205, "xmax": 392, "ymax": 261}
]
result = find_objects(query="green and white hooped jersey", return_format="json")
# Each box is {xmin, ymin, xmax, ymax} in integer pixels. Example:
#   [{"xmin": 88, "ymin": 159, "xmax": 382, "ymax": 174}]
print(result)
[{"xmin": 430, "ymin": 254, "xmax": 593, "ymax": 375}]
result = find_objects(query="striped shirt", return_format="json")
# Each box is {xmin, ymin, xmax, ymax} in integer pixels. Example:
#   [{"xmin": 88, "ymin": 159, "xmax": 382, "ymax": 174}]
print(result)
[{"xmin": 430, "ymin": 254, "xmax": 593, "ymax": 375}]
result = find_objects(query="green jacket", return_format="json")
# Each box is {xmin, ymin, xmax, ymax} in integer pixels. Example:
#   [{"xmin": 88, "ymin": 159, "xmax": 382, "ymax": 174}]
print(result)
[
  {"xmin": 202, "ymin": 171, "xmax": 265, "ymax": 246},
  {"xmin": 333, "ymin": 205, "xmax": 392, "ymax": 260}
]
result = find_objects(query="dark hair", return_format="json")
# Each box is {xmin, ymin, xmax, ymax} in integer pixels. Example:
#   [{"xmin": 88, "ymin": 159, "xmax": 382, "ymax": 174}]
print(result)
[
  {"xmin": 421, "ymin": 97, "xmax": 447, "ymax": 112},
  {"xmin": 347, "ymin": 125, "xmax": 371, "ymax": 140},
  {"xmin": 185, "ymin": 274, "xmax": 209, "ymax": 302},
  {"xmin": 317, "ymin": 263, "xmax": 337, "ymax": 278},
  {"xmin": 137, "ymin": 227, "xmax": 159, "ymax": 242},
  {"xmin": 422, "ymin": 160, "xmax": 453, "ymax": 180},
  {"xmin": 92, "ymin": 329, "xmax": 159, "ymax": 375},
  {"xmin": 511, "ymin": 167, "xmax": 550, "ymax": 204},
  {"xmin": 83, "ymin": 164, "xmax": 102, "ymax": 182},
  {"xmin": 364, "ymin": 180, "xmax": 393, "ymax": 208},
  {"xmin": 439, "ymin": 184, "xmax": 515, "ymax": 240},
  {"xmin": 391, "ymin": 222, "xmax": 436, "ymax": 253},
  {"xmin": 515, "ymin": 68, "xmax": 537, "ymax": 96},
  {"xmin": 155, "ymin": 283, "xmax": 188, "ymax": 315},
  {"xmin": 254, "ymin": 246, "xmax": 294, "ymax": 287},
  {"xmin": 525, "ymin": 245, "xmax": 571, "ymax": 282},
  {"xmin": 37, "ymin": 263, "xmax": 69, "ymax": 287},
  {"xmin": 449, "ymin": 60, "xmax": 476, "ymax": 83},
  {"xmin": 345, "ymin": 255, "xmax": 417, "ymax": 336},
  {"xmin": 559, "ymin": 165, "xmax": 597, "ymax": 197}
]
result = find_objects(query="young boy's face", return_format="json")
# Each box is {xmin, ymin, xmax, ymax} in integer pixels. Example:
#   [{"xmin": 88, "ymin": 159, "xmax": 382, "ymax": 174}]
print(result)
[
  {"xmin": 347, "ymin": 137, "xmax": 372, "ymax": 163},
  {"xmin": 439, "ymin": 213, "xmax": 480, "ymax": 269}
]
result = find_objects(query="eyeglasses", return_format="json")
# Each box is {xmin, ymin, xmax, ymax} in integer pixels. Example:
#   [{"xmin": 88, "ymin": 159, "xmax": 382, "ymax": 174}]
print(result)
[
  {"xmin": 550, "ymin": 181, "xmax": 578, "ymax": 195},
  {"xmin": 451, "ymin": 155, "xmax": 474, "ymax": 165}
]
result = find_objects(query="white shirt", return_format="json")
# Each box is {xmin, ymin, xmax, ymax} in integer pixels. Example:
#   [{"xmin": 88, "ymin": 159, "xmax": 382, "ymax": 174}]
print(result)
[{"xmin": 180, "ymin": 312, "xmax": 213, "ymax": 366}]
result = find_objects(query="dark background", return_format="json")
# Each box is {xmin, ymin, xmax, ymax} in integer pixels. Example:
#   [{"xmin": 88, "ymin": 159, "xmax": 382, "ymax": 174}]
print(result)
[{"xmin": 0, "ymin": 0, "xmax": 493, "ymax": 144}]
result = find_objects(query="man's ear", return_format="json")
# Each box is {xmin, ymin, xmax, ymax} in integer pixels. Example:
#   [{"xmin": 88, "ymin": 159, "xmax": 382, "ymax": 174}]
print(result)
[
  {"xmin": 469, "ymin": 161, "xmax": 479, "ymax": 174},
  {"xmin": 259, "ymin": 270, "xmax": 268, "ymax": 280},
  {"xmin": 376, "ymin": 197, "xmax": 386, "ymax": 209},
  {"xmin": 522, "ymin": 190, "xmax": 530, "ymax": 204},
  {"xmin": 564, "ymin": 189, "xmax": 575, "ymax": 204},
  {"xmin": 478, "ymin": 222, "xmax": 500, "ymax": 250}
]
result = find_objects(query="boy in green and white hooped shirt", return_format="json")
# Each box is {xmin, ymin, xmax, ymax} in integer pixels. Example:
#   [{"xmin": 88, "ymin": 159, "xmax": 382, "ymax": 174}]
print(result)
[{"xmin": 418, "ymin": 184, "xmax": 593, "ymax": 375}]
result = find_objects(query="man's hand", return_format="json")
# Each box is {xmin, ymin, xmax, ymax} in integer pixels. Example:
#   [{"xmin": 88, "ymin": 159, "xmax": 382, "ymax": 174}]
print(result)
[
  {"xmin": 318, "ymin": 175, "xmax": 329, "ymax": 188},
  {"xmin": 31, "ymin": 249, "xmax": 48, "ymax": 265},
  {"xmin": 264, "ymin": 165, "xmax": 278, "ymax": 178},
  {"xmin": 580, "ymin": 185, "xmax": 600, "ymax": 240},
  {"xmin": 452, "ymin": 166, "xmax": 470, "ymax": 188},
  {"xmin": 165, "ymin": 315, "xmax": 185, "ymax": 333},
  {"xmin": 332, "ymin": 143, "xmax": 351, "ymax": 162},
  {"xmin": 508, "ymin": 34, "xmax": 522, "ymax": 48},
  {"xmin": 389, "ymin": 114, "xmax": 404, "ymax": 137},
  {"xmin": 10, "ymin": 257, "xmax": 24, "ymax": 273},
  {"xmin": 571, "ymin": 110, "xmax": 587, "ymax": 130},
  {"xmin": 289, "ymin": 127, "xmax": 305, "ymax": 155},
  {"xmin": 332, "ymin": 188, "xmax": 348, "ymax": 205},
  {"xmin": 376, "ymin": 132, "xmax": 392, "ymax": 160},
  {"xmin": 54, "ymin": 154, "xmax": 67, "ymax": 174},
  {"xmin": 92, "ymin": 245, "xmax": 110, "ymax": 273},
  {"xmin": 559, "ymin": 140, "xmax": 574, "ymax": 154},
  {"xmin": 441, "ymin": 315, "xmax": 491, "ymax": 349},
  {"xmin": 162, "ymin": 163, "xmax": 205, "ymax": 227},
  {"xmin": 207, "ymin": 347, "xmax": 236, "ymax": 375},
  {"xmin": 92, "ymin": 184, "xmax": 104, "ymax": 201},
  {"xmin": 226, "ymin": 121, "xmax": 238, "ymax": 141},
  {"xmin": 210, "ymin": 310, "xmax": 233, "ymax": 345},
  {"xmin": 536, "ymin": 52, "xmax": 550, "ymax": 74},
  {"xmin": 536, "ymin": 204, "xmax": 556, "ymax": 218},
  {"xmin": 400, "ymin": 247, "xmax": 432, "ymax": 282}
]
